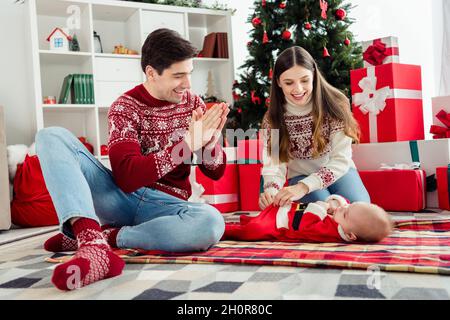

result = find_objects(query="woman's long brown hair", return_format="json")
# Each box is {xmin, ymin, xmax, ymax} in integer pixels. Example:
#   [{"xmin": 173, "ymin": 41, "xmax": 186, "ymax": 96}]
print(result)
[{"xmin": 267, "ymin": 46, "xmax": 360, "ymax": 163}]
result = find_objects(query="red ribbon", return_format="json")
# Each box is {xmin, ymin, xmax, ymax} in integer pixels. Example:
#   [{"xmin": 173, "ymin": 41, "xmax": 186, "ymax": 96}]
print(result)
[
  {"xmin": 363, "ymin": 39, "xmax": 399, "ymax": 66},
  {"xmin": 430, "ymin": 110, "xmax": 450, "ymax": 139}
]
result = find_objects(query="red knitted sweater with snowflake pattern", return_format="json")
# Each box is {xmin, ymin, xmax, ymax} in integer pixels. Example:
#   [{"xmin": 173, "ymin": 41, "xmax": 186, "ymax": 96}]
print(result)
[{"xmin": 107, "ymin": 84, "xmax": 226, "ymax": 200}]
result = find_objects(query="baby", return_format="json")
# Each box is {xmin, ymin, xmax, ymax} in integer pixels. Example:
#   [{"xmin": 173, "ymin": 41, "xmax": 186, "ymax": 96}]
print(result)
[{"xmin": 223, "ymin": 195, "xmax": 393, "ymax": 243}]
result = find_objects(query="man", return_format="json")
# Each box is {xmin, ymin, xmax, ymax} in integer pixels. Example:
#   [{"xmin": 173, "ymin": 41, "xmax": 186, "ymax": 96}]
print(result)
[{"xmin": 37, "ymin": 28, "xmax": 229, "ymax": 291}]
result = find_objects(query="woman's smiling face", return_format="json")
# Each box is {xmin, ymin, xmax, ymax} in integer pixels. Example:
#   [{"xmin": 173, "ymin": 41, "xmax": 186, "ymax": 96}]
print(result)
[{"xmin": 277, "ymin": 65, "xmax": 314, "ymax": 107}]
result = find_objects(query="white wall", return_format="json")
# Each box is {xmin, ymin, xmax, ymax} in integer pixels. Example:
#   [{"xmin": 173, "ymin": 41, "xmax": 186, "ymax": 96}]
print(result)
[
  {"xmin": 0, "ymin": 0, "xmax": 445, "ymax": 145},
  {"xmin": 0, "ymin": 1, "xmax": 36, "ymax": 146}
]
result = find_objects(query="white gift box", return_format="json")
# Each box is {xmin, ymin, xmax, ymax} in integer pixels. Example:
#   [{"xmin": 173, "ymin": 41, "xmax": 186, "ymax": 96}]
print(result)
[
  {"xmin": 432, "ymin": 95, "xmax": 450, "ymax": 126},
  {"xmin": 352, "ymin": 139, "xmax": 450, "ymax": 208},
  {"xmin": 362, "ymin": 36, "xmax": 400, "ymax": 68}
]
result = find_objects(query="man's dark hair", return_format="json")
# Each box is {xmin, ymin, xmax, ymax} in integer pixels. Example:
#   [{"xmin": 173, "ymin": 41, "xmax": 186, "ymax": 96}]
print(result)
[{"xmin": 141, "ymin": 28, "xmax": 198, "ymax": 75}]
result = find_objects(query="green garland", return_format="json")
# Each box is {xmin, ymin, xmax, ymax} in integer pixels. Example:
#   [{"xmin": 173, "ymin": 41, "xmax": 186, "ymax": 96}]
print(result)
[{"xmin": 122, "ymin": 0, "xmax": 234, "ymax": 12}]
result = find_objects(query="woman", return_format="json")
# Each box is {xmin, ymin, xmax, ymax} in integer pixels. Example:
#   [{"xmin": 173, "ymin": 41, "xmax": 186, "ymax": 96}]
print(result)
[{"xmin": 259, "ymin": 46, "xmax": 370, "ymax": 210}]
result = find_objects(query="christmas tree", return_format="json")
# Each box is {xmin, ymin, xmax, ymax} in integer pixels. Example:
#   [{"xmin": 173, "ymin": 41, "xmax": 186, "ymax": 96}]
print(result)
[{"xmin": 229, "ymin": 0, "xmax": 363, "ymax": 131}]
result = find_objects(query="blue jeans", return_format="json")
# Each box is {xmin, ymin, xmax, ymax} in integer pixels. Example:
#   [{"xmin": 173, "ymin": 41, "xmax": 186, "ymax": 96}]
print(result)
[
  {"xmin": 35, "ymin": 127, "xmax": 225, "ymax": 252},
  {"xmin": 288, "ymin": 168, "xmax": 371, "ymax": 203}
]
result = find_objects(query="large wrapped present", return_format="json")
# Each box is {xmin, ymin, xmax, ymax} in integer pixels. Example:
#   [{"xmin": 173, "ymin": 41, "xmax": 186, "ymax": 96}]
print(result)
[
  {"xmin": 238, "ymin": 163, "xmax": 263, "ymax": 211},
  {"xmin": 237, "ymin": 139, "xmax": 263, "ymax": 164},
  {"xmin": 352, "ymin": 139, "xmax": 450, "ymax": 208},
  {"xmin": 362, "ymin": 36, "xmax": 400, "ymax": 68},
  {"xmin": 194, "ymin": 164, "xmax": 240, "ymax": 213},
  {"xmin": 359, "ymin": 169, "xmax": 426, "ymax": 212},
  {"xmin": 351, "ymin": 63, "xmax": 424, "ymax": 143},
  {"xmin": 436, "ymin": 166, "xmax": 450, "ymax": 210}
]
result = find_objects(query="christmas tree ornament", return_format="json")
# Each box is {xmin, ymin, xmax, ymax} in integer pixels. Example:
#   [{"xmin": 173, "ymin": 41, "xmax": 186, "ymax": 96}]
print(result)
[
  {"xmin": 262, "ymin": 30, "xmax": 269, "ymax": 44},
  {"xmin": 269, "ymin": 68, "xmax": 273, "ymax": 79},
  {"xmin": 344, "ymin": 37, "xmax": 351, "ymax": 46},
  {"xmin": 252, "ymin": 17, "xmax": 262, "ymax": 27},
  {"xmin": 69, "ymin": 33, "xmax": 80, "ymax": 52},
  {"xmin": 237, "ymin": 108, "xmax": 242, "ymax": 114},
  {"xmin": 282, "ymin": 29, "xmax": 291, "ymax": 40},
  {"xmin": 323, "ymin": 46, "xmax": 331, "ymax": 57},
  {"xmin": 335, "ymin": 8, "xmax": 347, "ymax": 20},
  {"xmin": 319, "ymin": 0, "xmax": 328, "ymax": 19},
  {"xmin": 304, "ymin": 21, "xmax": 312, "ymax": 30},
  {"xmin": 279, "ymin": 1, "xmax": 286, "ymax": 9},
  {"xmin": 265, "ymin": 97, "xmax": 271, "ymax": 108},
  {"xmin": 262, "ymin": 0, "xmax": 266, "ymax": 7},
  {"xmin": 247, "ymin": 41, "xmax": 252, "ymax": 47},
  {"xmin": 251, "ymin": 91, "xmax": 262, "ymax": 105}
]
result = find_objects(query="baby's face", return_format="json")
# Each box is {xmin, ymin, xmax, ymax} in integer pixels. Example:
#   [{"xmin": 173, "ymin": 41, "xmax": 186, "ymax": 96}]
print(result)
[{"xmin": 331, "ymin": 203, "xmax": 377, "ymax": 237}]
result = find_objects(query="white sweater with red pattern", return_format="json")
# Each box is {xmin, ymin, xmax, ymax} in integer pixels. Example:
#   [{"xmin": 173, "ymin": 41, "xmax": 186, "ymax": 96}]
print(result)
[
  {"xmin": 262, "ymin": 101, "xmax": 356, "ymax": 195},
  {"xmin": 107, "ymin": 84, "xmax": 226, "ymax": 200}
]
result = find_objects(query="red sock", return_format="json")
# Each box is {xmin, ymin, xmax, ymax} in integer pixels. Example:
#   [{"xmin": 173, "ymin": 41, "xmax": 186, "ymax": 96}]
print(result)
[
  {"xmin": 101, "ymin": 225, "xmax": 120, "ymax": 248},
  {"xmin": 51, "ymin": 218, "xmax": 125, "ymax": 291},
  {"xmin": 44, "ymin": 233, "xmax": 78, "ymax": 252}
]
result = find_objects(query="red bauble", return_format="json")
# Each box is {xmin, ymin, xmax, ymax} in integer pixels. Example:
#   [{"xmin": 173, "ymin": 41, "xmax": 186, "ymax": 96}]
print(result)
[
  {"xmin": 262, "ymin": 31, "xmax": 269, "ymax": 44},
  {"xmin": 279, "ymin": 2, "xmax": 286, "ymax": 9},
  {"xmin": 304, "ymin": 22, "xmax": 312, "ymax": 30},
  {"xmin": 323, "ymin": 47, "xmax": 331, "ymax": 58},
  {"xmin": 247, "ymin": 41, "xmax": 252, "ymax": 47},
  {"xmin": 344, "ymin": 38, "xmax": 351, "ymax": 46},
  {"xmin": 282, "ymin": 30, "xmax": 291, "ymax": 40},
  {"xmin": 335, "ymin": 8, "xmax": 347, "ymax": 20},
  {"xmin": 78, "ymin": 137, "xmax": 94, "ymax": 154},
  {"xmin": 265, "ymin": 97, "xmax": 271, "ymax": 108},
  {"xmin": 252, "ymin": 17, "xmax": 262, "ymax": 27},
  {"xmin": 262, "ymin": 0, "xmax": 266, "ymax": 7},
  {"xmin": 237, "ymin": 108, "xmax": 242, "ymax": 114},
  {"xmin": 269, "ymin": 68, "xmax": 273, "ymax": 79},
  {"xmin": 100, "ymin": 145, "xmax": 109, "ymax": 156}
]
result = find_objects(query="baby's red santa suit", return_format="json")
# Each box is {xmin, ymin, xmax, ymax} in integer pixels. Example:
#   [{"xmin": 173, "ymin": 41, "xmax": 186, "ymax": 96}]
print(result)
[{"xmin": 223, "ymin": 195, "xmax": 351, "ymax": 243}]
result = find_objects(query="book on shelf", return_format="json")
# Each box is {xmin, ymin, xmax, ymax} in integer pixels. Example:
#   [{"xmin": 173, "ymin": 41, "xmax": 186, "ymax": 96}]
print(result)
[
  {"xmin": 58, "ymin": 74, "xmax": 74, "ymax": 104},
  {"xmin": 58, "ymin": 74, "xmax": 94, "ymax": 105},
  {"xmin": 199, "ymin": 32, "xmax": 229, "ymax": 59},
  {"xmin": 200, "ymin": 32, "xmax": 217, "ymax": 58}
]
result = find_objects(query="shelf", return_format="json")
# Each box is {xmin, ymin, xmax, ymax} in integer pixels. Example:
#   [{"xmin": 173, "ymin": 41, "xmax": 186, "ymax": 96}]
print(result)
[
  {"xmin": 39, "ymin": 50, "xmax": 92, "ymax": 56},
  {"xmin": 95, "ymin": 53, "xmax": 141, "ymax": 59},
  {"xmin": 193, "ymin": 57, "xmax": 229, "ymax": 62},
  {"xmin": 43, "ymin": 104, "xmax": 96, "ymax": 112},
  {"xmin": 39, "ymin": 50, "xmax": 92, "ymax": 66}
]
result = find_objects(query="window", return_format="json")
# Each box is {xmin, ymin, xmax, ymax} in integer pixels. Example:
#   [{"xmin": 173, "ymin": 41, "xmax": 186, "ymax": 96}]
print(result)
[{"xmin": 54, "ymin": 38, "xmax": 63, "ymax": 48}]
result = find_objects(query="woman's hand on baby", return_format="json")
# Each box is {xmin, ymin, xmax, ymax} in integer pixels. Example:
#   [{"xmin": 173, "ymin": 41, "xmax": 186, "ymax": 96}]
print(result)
[
  {"xmin": 273, "ymin": 182, "xmax": 309, "ymax": 207},
  {"xmin": 259, "ymin": 191, "xmax": 275, "ymax": 210}
]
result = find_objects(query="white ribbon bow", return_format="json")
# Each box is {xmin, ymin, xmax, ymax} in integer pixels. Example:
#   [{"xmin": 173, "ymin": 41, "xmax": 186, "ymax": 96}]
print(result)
[
  {"xmin": 380, "ymin": 162, "xmax": 421, "ymax": 170},
  {"xmin": 353, "ymin": 72, "xmax": 391, "ymax": 115}
]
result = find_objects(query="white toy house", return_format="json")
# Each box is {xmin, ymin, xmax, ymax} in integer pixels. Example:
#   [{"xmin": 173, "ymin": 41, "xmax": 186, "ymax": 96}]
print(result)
[{"xmin": 46, "ymin": 27, "xmax": 72, "ymax": 51}]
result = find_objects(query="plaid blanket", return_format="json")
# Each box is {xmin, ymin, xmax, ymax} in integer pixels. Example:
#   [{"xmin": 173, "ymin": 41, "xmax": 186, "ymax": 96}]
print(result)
[{"xmin": 46, "ymin": 219, "xmax": 450, "ymax": 275}]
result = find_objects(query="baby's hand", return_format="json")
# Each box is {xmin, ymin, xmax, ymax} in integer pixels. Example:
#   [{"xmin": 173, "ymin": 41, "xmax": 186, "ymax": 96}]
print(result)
[{"xmin": 325, "ymin": 199, "xmax": 341, "ymax": 215}]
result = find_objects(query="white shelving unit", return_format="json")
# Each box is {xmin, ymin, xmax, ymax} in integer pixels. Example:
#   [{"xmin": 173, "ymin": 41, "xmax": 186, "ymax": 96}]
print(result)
[{"xmin": 27, "ymin": 0, "xmax": 234, "ymax": 168}]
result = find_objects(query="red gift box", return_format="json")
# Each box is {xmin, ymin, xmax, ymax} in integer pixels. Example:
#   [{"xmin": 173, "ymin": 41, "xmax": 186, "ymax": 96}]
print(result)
[
  {"xmin": 237, "ymin": 139, "xmax": 263, "ymax": 163},
  {"xmin": 195, "ymin": 164, "xmax": 240, "ymax": 213},
  {"xmin": 351, "ymin": 63, "xmax": 424, "ymax": 143},
  {"xmin": 359, "ymin": 170, "xmax": 426, "ymax": 212},
  {"xmin": 430, "ymin": 110, "xmax": 450, "ymax": 139},
  {"xmin": 436, "ymin": 166, "xmax": 450, "ymax": 210},
  {"xmin": 238, "ymin": 163, "xmax": 263, "ymax": 211}
]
